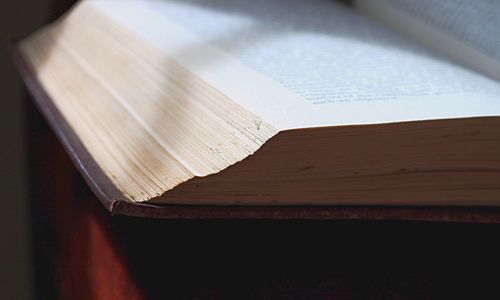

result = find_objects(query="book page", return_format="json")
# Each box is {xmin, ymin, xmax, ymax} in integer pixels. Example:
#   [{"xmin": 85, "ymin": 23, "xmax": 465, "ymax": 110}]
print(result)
[
  {"xmin": 91, "ymin": 0, "xmax": 500, "ymax": 130},
  {"xmin": 356, "ymin": 0, "xmax": 500, "ymax": 82}
]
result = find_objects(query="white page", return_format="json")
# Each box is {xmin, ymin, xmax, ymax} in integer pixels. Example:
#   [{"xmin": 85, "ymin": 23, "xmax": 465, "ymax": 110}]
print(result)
[{"xmin": 89, "ymin": 0, "xmax": 500, "ymax": 130}]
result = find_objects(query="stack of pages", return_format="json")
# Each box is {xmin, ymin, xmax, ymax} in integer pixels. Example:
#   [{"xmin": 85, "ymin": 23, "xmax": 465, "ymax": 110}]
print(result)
[{"xmin": 16, "ymin": 0, "xmax": 500, "ymax": 215}]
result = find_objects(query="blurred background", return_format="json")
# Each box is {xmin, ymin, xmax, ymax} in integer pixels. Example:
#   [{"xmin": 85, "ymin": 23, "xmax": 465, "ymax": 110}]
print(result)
[{"xmin": 1, "ymin": 1, "xmax": 53, "ymax": 299}]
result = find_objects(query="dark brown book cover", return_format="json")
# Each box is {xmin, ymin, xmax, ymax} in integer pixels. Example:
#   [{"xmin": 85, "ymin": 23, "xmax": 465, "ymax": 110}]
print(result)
[{"xmin": 12, "ymin": 44, "xmax": 500, "ymax": 222}]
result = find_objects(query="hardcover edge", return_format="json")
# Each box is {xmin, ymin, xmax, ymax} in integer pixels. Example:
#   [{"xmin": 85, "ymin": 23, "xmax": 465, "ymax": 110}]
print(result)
[{"xmin": 11, "ymin": 42, "xmax": 500, "ymax": 222}]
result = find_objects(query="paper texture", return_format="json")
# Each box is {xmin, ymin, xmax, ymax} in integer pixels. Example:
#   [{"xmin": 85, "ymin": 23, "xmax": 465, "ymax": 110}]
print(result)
[
  {"xmin": 357, "ymin": 0, "xmax": 500, "ymax": 82},
  {"xmin": 91, "ymin": 0, "xmax": 500, "ymax": 129}
]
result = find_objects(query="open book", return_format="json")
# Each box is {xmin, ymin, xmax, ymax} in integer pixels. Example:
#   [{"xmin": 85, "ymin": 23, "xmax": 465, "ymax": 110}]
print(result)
[{"xmin": 17, "ymin": 0, "xmax": 500, "ymax": 209}]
